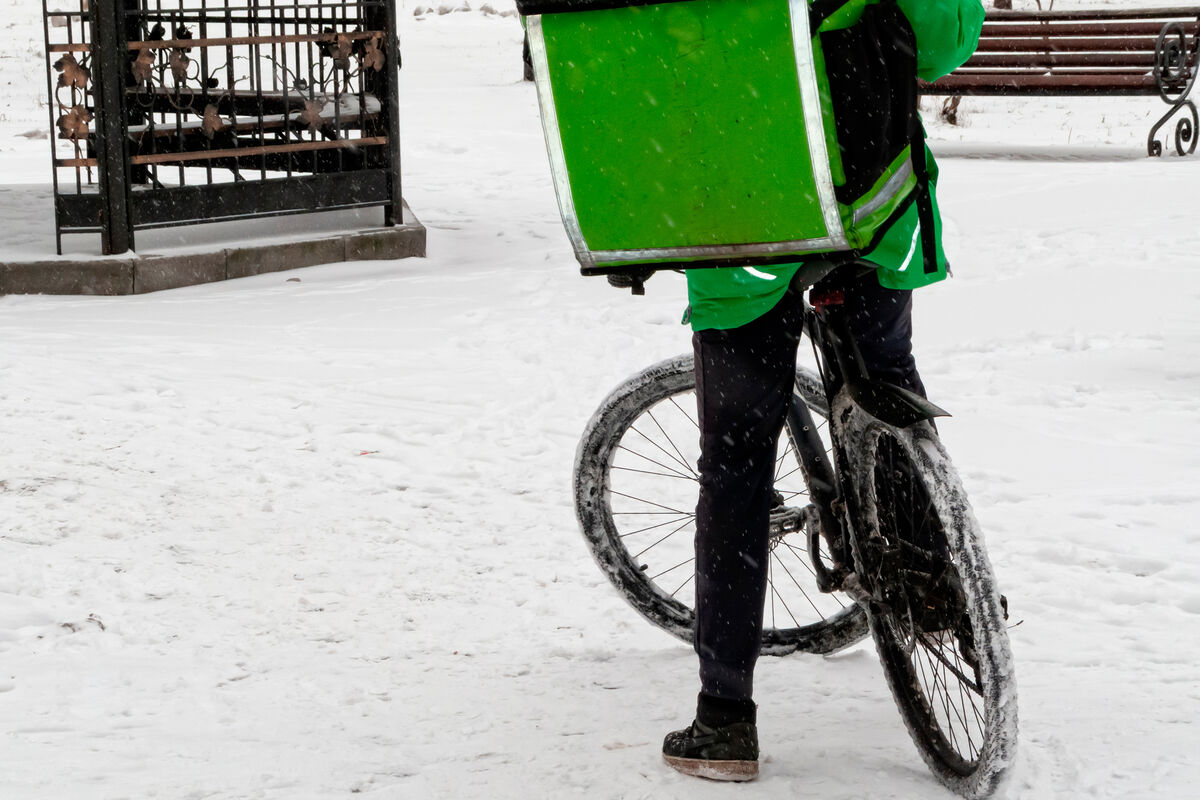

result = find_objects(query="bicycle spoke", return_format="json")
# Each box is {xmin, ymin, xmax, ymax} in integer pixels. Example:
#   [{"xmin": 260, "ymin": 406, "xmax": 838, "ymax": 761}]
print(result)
[
  {"xmin": 780, "ymin": 540, "xmax": 848, "ymax": 609},
  {"xmin": 774, "ymin": 446, "xmax": 791, "ymax": 482},
  {"xmin": 919, "ymin": 634, "xmax": 978, "ymax": 761},
  {"xmin": 612, "ymin": 513, "xmax": 695, "ymax": 519},
  {"xmin": 632, "ymin": 517, "xmax": 695, "ymax": 561},
  {"xmin": 913, "ymin": 639, "xmax": 939, "ymax": 724},
  {"xmin": 769, "ymin": 558, "xmax": 777, "ymax": 630},
  {"xmin": 931, "ymin": 642, "xmax": 974, "ymax": 757},
  {"xmin": 669, "ymin": 570, "xmax": 695, "ymax": 599},
  {"xmin": 780, "ymin": 538, "xmax": 818, "ymax": 579},
  {"xmin": 911, "ymin": 634, "xmax": 958, "ymax": 751},
  {"xmin": 955, "ymin": 655, "xmax": 980, "ymax": 758},
  {"xmin": 775, "ymin": 463, "xmax": 806, "ymax": 485},
  {"xmin": 900, "ymin": 495, "xmax": 938, "ymax": 554},
  {"xmin": 914, "ymin": 640, "xmax": 934, "ymax": 699},
  {"xmin": 618, "ymin": 514, "xmax": 695, "ymax": 539},
  {"xmin": 768, "ymin": 579, "xmax": 803, "ymax": 630},
  {"xmin": 972, "ymin": 695, "xmax": 987, "ymax": 731},
  {"xmin": 667, "ymin": 394, "xmax": 700, "ymax": 431},
  {"xmin": 936, "ymin": 660, "xmax": 962, "ymax": 755},
  {"xmin": 917, "ymin": 632, "xmax": 983, "ymax": 694},
  {"xmin": 626, "ymin": 423, "xmax": 697, "ymax": 479},
  {"xmin": 772, "ymin": 551, "xmax": 828, "ymax": 619},
  {"xmin": 645, "ymin": 407, "xmax": 699, "ymax": 480},
  {"xmin": 615, "ymin": 443, "xmax": 695, "ymax": 482},
  {"xmin": 649, "ymin": 556, "xmax": 694, "ymax": 582},
  {"xmin": 943, "ymin": 636, "xmax": 984, "ymax": 757},
  {"xmin": 609, "ymin": 490, "xmax": 691, "ymax": 517},
  {"xmin": 611, "ymin": 463, "xmax": 698, "ymax": 482}
]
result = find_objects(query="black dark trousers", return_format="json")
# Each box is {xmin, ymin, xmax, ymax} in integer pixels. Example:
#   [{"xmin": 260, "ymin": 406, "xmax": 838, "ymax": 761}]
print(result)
[{"xmin": 692, "ymin": 268, "xmax": 925, "ymax": 701}]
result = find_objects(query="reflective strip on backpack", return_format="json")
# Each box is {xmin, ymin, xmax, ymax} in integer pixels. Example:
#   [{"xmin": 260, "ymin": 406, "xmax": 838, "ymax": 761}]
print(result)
[
  {"xmin": 789, "ymin": 0, "xmax": 848, "ymax": 250},
  {"xmin": 587, "ymin": 234, "xmax": 848, "ymax": 265},
  {"xmin": 526, "ymin": 16, "xmax": 594, "ymax": 269}
]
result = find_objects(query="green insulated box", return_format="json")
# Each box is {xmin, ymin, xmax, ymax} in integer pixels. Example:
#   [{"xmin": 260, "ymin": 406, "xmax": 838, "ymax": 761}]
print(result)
[{"xmin": 521, "ymin": 0, "xmax": 906, "ymax": 276}]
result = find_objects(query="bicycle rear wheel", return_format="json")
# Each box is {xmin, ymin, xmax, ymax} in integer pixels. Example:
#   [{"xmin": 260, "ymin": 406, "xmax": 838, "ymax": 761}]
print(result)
[
  {"xmin": 840, "ymin": 409, "xmax": 1017, "ymax": 798},
  {"xmin": 574, "ymin": 354, "xmax": 867, "ymax": 656}
]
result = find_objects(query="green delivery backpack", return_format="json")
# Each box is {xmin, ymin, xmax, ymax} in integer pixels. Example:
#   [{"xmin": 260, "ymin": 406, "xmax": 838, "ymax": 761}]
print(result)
[{"xmin": 519, "ymin": 0, "xmax": 938, "ymax": 277}]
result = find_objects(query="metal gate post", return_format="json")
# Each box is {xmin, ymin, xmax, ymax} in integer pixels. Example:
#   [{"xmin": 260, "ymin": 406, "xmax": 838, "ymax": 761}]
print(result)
[
  {"xmin": 371, "ymin": 0, "xmax": 403, "ymax": 226},
  {"xmin": 90, "ymin": 0, "xmax": 135, "ymax": 254},
  {"xmin": 123, "ymin": 0, "xmax": 150, "ymax": 185}
]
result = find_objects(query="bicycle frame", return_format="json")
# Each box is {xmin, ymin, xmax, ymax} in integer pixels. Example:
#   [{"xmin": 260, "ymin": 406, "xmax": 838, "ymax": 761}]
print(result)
[
  {"xmin": 587, "ymin": 264, "xmax": 1017, "ymax": 791},
  {"xmin": 784, "ymin": 295, "xmax": 948, "ymax": 596}
]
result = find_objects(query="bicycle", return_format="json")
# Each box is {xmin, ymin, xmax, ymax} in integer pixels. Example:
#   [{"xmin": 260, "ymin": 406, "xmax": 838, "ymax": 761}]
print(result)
[{"xmin": 573, "ymin": 262, "xmax": 1018, "ymax": 798}]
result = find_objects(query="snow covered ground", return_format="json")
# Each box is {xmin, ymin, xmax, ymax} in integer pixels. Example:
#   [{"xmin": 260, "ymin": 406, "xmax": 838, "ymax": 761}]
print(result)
[{"xmin": 2, "ymin": 1, "xmax": 1199, "ymax": 798}]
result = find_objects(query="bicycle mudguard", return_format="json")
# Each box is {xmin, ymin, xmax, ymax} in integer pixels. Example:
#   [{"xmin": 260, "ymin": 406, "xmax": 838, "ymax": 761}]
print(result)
[
  {"xmin": 847, "ymin": 378, "xmax": 949, "ymax": 428},
  {"xmin": 820, "ymin": 304, "xmax": 950, "ymax": 429}
]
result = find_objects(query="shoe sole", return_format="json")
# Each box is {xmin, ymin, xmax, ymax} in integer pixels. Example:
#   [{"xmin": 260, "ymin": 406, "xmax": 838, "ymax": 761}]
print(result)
[{"xmin": 663, "ymin": 754, "xmax": 759, "ymax": 782}]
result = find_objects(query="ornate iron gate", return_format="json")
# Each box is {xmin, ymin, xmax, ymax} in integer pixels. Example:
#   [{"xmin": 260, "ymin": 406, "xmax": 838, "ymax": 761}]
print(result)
[{"xmin": 44, "ymin": 0, "xmax": 402, "ymax": 255}]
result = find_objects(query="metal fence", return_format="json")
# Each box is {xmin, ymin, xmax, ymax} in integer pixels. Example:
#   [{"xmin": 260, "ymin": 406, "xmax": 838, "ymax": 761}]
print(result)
[{"xmin": 44, "ymin": 0, "xmax": 402, "ymax": 255}]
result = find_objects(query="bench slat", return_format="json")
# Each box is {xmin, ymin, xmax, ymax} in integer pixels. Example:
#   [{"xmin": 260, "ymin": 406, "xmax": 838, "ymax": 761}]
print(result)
[
  {"xmin": 951, "ymin": 68, "xmax": 1154, "ymax": 76},
  {"xmin": 966, "ymin": 52, "xmax": 1157, "ymax": 68},
  {"xmin": 924, "ymin": 72, "xmax": 1158, "ymax": 95},
  {"xmin": 976, "ymin": 36, "xmax": 1164, "ymax": 53},
  {"xmin": 985, "ymin": 8, "xmax": 1200, "ymax": 22},
  {"xmin": 981, "ymin": 21, "xmax": 1193, "ymax": 38}
]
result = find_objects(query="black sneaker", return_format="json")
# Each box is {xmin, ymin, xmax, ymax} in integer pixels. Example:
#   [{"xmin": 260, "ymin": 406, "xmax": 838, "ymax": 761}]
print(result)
[{"xmin": 662, "ymin": 695, "xmax": 759, "ymax": 782}]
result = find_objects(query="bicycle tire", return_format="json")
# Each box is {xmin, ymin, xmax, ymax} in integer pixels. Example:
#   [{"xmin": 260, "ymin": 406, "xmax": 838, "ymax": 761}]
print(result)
[
  {"xmin": 837, "ymin": 403, "xmax": 1018, "ymax": 798},
  {"xmin": 574, "ymin": 354, "xmax": 868, "ymax": 656}
]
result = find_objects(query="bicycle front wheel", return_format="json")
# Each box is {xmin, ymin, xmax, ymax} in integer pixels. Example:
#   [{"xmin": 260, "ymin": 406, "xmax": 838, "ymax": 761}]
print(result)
[
  {"xmin": 840, "ymin": 407, "xmax": 1018, "ymax": 798},
  {"xmin": 574, "ymin": 354, "xmax": 867, "ymax": 656}
]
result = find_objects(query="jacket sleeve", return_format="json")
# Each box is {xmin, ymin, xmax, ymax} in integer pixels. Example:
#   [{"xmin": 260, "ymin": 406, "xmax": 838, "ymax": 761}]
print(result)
[{"xmin": 896, "ymin": 0, "xmax": 985, "ymax": 81}]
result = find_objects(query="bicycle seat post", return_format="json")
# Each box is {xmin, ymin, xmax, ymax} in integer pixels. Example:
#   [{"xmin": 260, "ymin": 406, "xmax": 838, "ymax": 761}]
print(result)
[{"xmin": 786, "ymin": 258, "xmax": 844, "ymax": 296}]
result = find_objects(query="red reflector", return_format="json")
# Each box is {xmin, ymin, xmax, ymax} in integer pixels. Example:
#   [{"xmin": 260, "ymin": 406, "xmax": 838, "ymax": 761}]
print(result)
[{"xmin": 810, "ymin": 288, "xmax": 845, "ymax": 310}]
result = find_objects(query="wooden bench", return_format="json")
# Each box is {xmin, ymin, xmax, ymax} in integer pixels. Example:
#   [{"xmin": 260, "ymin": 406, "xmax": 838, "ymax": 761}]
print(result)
[{"xmin": 920, "ymin": 7, "xmax": 1200, "ymax": 156}]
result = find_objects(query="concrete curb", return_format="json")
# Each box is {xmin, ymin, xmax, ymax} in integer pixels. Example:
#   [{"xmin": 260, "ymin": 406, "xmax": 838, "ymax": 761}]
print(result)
[{"xmin": 0, "ymin": 202, "xmax": 426, "ymax": 296}]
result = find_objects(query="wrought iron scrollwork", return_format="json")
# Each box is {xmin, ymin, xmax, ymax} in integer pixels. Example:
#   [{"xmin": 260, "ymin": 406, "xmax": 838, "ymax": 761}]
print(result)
[
  {"xmin": 51, "ymin": 52, "xmax": 93, "ymax": 144},
  {"xmin": 1149, "ymin": 20, "xmax": 1200, "ymax": 157},
  {"xmin": 123, "ymin": 24, "xmax": 387, "ymax": 158},
  {"xmin": 44, "ymin": 0, "xmax": 403, "ymax": 256}
]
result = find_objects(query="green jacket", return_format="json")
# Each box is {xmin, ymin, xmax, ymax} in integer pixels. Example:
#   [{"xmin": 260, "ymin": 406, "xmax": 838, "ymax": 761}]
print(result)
[{"xmin": 686, "ymin": 0, "xmax": 985, "ymax": 331}]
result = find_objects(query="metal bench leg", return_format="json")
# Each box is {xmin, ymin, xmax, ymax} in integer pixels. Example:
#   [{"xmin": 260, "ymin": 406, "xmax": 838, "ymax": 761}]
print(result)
[{"xmin": 1149, "ymin": 21, "xmax": 1200, "ymax": 157}]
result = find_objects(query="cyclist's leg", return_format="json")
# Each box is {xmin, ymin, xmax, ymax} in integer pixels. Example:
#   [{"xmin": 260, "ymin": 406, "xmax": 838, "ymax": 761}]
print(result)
[
  {"xmin": 812, "ymin": 266, "xmax": 926, "ymax": 397},
  {"xmin": 692, "ymin": 290, "xmax": 804, "ymax": 702}
]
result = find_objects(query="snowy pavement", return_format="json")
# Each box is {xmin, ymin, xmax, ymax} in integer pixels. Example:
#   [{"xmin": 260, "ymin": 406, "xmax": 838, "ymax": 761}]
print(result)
[{"xmin": 2, "ymin": 3, "xmax": 1199, "ymax": 799}]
